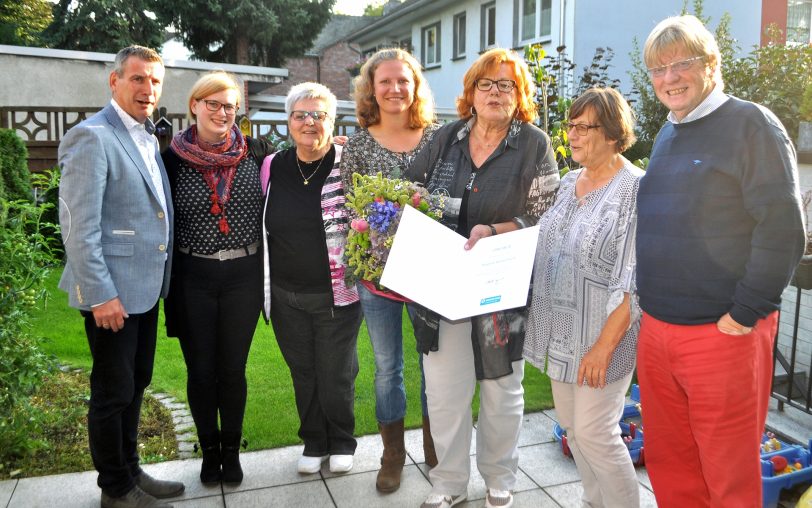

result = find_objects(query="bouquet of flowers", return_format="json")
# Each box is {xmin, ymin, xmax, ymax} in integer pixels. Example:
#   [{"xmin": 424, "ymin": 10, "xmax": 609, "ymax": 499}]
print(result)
[{"xmin": 344, "ymin": 172, "xmax": 444, "ymax": 298}]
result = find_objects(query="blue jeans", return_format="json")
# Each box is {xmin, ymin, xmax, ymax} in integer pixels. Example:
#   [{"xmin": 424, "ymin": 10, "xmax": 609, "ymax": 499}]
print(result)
[{"xmin": 358, "ymin": 283, "xmax": 428, "ymax": 424}]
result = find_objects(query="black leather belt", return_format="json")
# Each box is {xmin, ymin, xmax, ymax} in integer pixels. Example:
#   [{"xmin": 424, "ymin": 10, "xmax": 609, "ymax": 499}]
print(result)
[{"xmin": 178, "ymin": 241, "xmax": 259, "ymax": 261}]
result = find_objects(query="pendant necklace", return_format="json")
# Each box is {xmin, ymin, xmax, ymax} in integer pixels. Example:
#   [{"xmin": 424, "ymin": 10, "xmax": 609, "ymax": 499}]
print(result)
[{"xmin": 296, "ymin": 153, "xmax": 325, "ymax": 185}]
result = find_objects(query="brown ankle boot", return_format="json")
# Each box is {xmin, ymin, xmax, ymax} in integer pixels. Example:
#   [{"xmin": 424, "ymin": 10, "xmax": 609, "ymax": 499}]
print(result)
[
  {"xmin": 376, "ymin": 420, "xmax": 406, "ymax": 493},
  {"xmin": 422, "ymin": 414, "xmax": 438, "ymax": 468}
]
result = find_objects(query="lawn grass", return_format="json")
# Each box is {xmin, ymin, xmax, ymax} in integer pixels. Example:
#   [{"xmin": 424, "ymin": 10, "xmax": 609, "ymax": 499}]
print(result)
[{"xmin": 31, "ymin": 268, "xmax": 553, "ymax": 451}]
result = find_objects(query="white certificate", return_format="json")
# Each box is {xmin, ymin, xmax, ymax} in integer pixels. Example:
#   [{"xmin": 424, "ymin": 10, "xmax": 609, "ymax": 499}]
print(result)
[{"xmin": 380, "ymin": 205, "xmax": 539, "ymax": 321}]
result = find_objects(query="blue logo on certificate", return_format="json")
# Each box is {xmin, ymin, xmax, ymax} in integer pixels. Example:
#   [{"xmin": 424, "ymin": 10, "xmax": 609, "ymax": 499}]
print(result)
[{"xmin": 480, "ymin": 295, "xmax": 501, "ymax": 306}]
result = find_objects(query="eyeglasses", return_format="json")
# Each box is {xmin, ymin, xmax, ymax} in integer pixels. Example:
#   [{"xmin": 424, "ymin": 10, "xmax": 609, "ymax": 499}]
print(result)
[
  {"xmin": 197, "ymin": 99, "xmax": 238, "ymax": 115},
  {"xmin": 647, "ymin": 55, "xmax": 706, "ymax": 78},
  {"xmin": 290, "ymin": 110, "xmax": 329, "ymax": 122},
  {"xmin": 475, "ymin": 79, "xmax": 517, "ymax": 93},
  {"xmin": 565, "ymin": 122, "xmax": 601, "ymax": 136}
]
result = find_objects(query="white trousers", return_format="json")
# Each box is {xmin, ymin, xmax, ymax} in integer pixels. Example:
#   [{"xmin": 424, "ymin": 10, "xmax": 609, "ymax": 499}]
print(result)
[
  {"xmin": 424, "ymin": 318, "xmax": 525, "ymax": 496},
  {"xmin": 551, "ymin": 372, "xmax": 639, "ymax": 508}
]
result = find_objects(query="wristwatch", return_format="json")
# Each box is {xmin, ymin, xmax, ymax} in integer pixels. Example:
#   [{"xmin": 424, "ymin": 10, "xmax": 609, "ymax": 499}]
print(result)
[{"xmin": 488, "ymin": 224, "xmax": 497, "ymax": 236}]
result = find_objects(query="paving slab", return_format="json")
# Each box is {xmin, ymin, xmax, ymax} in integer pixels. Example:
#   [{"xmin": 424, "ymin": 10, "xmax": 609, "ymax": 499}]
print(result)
[
  {"xmin": 518, "ymin": 411, "xmax": 557, "ymax": 447},
  {"xmin": 221, "ymin": 446, "xmax": 323, "ymax": 494},
  {"xmin": 518, "ymin": 442, "xmax": 581, "ymax": 487},
  {"xmin": 326, "ymin": 464, "xmax": 431, "ymax": 508},
  {"xmin": 172, "ymin": 494, "xmax": 225, "ymax": 507},
  {"xmin": 0, "ymin": 479, "xmax": 16, "ymax": 507},
  {"xmin": 8, "ymin": 470, "xmax": 97, "ymax": 508},
  {"xmin": 544, "ymin": 480, "xmax": 659, "ymax": 508},
  {"xmin": 225, "ymin": 480, "xmax": 334, "ymax": 508},
  {"xmin": 457, "ymin": 487, "xmax": 560, "ymax": 508}
]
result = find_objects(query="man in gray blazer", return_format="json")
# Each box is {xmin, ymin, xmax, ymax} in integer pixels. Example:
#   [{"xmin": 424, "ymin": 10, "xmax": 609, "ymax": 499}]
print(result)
[{"xmin": 59, "ymin": 45, "xmax": 184, "ymax": 508}]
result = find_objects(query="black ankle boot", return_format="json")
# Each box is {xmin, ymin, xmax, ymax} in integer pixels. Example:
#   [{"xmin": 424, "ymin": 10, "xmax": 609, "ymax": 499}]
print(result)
[
  {"xmin": 198, "ymin": 432, "xmax": 221, "ymax": 484},
  {"xmin": 221, "ymin": 431, "xmax": 244, "ymax": 484}
]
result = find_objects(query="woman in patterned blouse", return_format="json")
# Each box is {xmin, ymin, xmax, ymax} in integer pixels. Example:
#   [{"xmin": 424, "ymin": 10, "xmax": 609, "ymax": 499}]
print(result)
[
  {"xmin": 340, "ymin": 48, "xmax": 438, "ymax": 493},
  {"xmin": 162, "ymin": 71, "xmax": 274, "ymax": 486},
  {"xmin": 524, "ymin": 87, "xmax": 642, "ymax": 508}
]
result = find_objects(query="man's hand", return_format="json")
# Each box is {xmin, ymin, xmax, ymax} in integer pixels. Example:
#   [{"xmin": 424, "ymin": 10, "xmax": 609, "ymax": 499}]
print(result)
[
  {"xmin": 92, "ymin": 297, "xmax": 129, "ymax": 332},
  {"xmin": 716, "ymin": 312, "xmax": 752, "ymax": 336}
]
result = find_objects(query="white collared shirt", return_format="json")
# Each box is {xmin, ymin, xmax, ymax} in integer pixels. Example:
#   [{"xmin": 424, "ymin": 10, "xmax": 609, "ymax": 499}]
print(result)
[
  {"xmin": 110, "ymin": 99, "xmax": 169, "ymax": 247},
  {"xmin": 667, "ymin": 84, "xmax": 729, "ymax": 124}
]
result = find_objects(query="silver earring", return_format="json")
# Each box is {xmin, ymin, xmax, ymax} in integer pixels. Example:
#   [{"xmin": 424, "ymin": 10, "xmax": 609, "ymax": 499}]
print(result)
[{"xmin": 470, "ymin": 106, "xmax": 476, "ymax": 116}]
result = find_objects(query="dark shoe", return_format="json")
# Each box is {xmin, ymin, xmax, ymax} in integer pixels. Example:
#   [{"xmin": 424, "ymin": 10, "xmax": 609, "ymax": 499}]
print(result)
[
  {"xmin": 423, "ymin": 414, "xmax": 438, "ymax": 468},
  {"xmin": 100, "ymin": 485, "xmax": 172, "ymax": 508},
  {"xmin": 134, "ymin": 472, "xmax": 185, "ymax": 499},
  {"xmin": 197, "ymin": 432, "xmax": 221, "ymax": 484},
  {"xmin": 221, "ymin": 431, "xmax": 244, "ymax": 485},
  {"xmin": 376, "ymin": 420, "xmax": 406, "ymax": 493}
]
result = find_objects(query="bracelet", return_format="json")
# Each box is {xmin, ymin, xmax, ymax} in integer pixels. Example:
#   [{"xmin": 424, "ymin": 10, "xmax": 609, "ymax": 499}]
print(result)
[{"xmin": 488, "ymin": 224, "xmax": 497, "ymax": 236}]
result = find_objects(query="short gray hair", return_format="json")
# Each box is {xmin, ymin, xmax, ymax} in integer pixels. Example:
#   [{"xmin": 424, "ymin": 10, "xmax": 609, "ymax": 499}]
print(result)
[
  {"xmin": 114, "ymin": 45, "xmax": 163, "ymax": 76},
  {"xmin": 285, "ymin": 82, "xmax": 337, "ymax": 119}
]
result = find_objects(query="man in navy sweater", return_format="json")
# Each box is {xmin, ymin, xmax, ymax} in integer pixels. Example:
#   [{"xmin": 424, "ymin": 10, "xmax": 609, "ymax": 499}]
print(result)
[{"xmin": 635, "ymin": 15, "xmax": 805, "ymax": 508}]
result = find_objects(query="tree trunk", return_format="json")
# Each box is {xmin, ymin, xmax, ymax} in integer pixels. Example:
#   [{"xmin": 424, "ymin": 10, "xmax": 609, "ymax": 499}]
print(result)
[{"xmin": 235, "ymin": 33, "xmax": 249, "ymax": 65}]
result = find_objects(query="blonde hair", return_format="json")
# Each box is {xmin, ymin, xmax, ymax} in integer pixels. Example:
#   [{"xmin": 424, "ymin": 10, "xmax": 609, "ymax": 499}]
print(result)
[
  {"xmin": 644, "ymin": 15, "xmax": 723, "ymax": 87},
  {"xmin": 569, "ymin": 87, "xmax": 637, "ymax": 153},
  {"xmin": 187, "ymin": 71, "xmax": 242, "ymax": 121},
  {"xmin": 352, "ymin": 48, "xmax": 435, "ymax": 129},
  {"xmin": 456, "ymin": 48, "xmax": 537, "ymax": 123}
]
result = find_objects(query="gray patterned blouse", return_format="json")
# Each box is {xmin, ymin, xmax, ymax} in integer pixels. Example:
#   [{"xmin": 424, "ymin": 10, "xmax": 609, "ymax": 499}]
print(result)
[
  {"xmin": 340, "ymin": 124, "xmax": 439, "ymax": 193},
  {"xmin": 524, "ymin": 159, "xmax": 643, "ymax": 384}
]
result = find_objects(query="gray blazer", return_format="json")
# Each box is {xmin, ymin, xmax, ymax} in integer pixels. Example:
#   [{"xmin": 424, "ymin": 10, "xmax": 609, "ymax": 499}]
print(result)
[{"xmin": 58, "ymin": 103, "xmax": 174, "ymax": 314}]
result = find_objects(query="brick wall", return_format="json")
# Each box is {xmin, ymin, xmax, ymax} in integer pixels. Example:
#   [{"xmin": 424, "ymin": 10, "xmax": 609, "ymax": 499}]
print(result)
[{"xmin": 260, "ymin": 42, "xmax": 360, "ymax": 101}]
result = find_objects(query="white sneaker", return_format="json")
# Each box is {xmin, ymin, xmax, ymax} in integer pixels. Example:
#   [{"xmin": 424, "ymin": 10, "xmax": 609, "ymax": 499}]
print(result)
[
  {"xmin": 329, "ymin": 454, "xmax": 353, "ymax": 473},
  {"xmin": 485, "ymin": 488, "xmax": 513, "ymax": 508},
  {"xmin": 297, "ymin": 454, "xmax": 328, "ymax": 474},
  {"xmin": 420, "ymin": 493, "xmax": 466, "ymax": 508}
]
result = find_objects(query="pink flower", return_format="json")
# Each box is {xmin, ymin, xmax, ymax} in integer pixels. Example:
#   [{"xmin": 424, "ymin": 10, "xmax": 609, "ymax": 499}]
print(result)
[
  {"xmin": 411, "ymin": 192, "xmax": 421, "ymax": 208},
  {"xmin": 351, "ymin": 218, "xmax": 369, "ymax": 232}
]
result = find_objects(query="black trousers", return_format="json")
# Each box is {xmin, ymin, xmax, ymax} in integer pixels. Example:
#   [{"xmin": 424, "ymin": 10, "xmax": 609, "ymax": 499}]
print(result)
[
  {"xmin": 270, "ymin": 285, "xmax": 362, "ymax": 456},
  {"xmin": 82, "ymin": 303, "xmax": 158, "ymax": 497},
  {"xmin": 177, "ymin": 252, "xmax": 262, "ymax": 438}
]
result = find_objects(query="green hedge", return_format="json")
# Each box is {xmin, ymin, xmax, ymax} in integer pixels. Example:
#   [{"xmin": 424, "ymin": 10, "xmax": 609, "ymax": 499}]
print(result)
[{"xmin": 0, "ymin": 129, "xmax": 31, "ymax": 202}]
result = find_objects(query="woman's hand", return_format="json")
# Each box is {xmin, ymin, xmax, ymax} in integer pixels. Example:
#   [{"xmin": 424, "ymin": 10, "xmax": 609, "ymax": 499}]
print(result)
[
  {"xmin": 577, "ymin": 342, "xmax": 614, "ymax": 388},
  {"xmin": 334, "ymin": 135, "xmax": 349, "ymax": 145},
  {"xmin": 464, "ymin": 224, "xmax": 493, "ymax": 250}
]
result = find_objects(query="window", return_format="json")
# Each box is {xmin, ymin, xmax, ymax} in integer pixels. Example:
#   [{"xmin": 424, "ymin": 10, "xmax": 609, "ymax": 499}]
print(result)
[
  {"xmin": 516, "ymin": 0, "xmax": 552, "ymax": 43},
  {"xmin": 481, "ymin": 2, "xmax": 496, "ymax": 50},
  {"xmin": 788, "ymin": 0, "xmax": 812, "ymax": 43},
  {"xmin": 453, "ymin": 12, "xmax": 467, "ymax": 59},
  {"xmin": 421, "ymin": 23, "xmax": 441, "ymax": 67}
]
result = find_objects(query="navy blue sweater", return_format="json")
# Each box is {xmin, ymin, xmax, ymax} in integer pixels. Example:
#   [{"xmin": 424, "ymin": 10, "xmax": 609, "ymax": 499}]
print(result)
[{"xmin": 636, "ymin": 97, "xmax": 805, "ymax": 326}]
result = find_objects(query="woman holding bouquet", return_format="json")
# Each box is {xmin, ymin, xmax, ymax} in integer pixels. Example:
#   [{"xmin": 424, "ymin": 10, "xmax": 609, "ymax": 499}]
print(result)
[
  {"xmin": 341, "ymin": 48, "xmax": 439, "ymax": 493},
  {"xmin": 262, "ymin": 82, "xmax": 362, "ymax": 475},
  {"xmin": 406, "ymin": 48, "xmax": 559, "ymax": 508},
  {"xmin": 163, "ymin": 71, "xmax": 274, "ymax": 485}
]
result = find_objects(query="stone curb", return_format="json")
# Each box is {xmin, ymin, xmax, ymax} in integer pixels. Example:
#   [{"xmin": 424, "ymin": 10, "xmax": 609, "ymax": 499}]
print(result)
[{"xmin": 152, "ymin": 392, "xmax": 197, "ymax": 459}]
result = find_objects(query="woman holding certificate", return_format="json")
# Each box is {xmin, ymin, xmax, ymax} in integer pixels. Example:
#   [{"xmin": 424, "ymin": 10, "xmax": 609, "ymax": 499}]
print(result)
[
  {"xmin": 405, "ymin": 48, "xmax": 559, "ymax": 508},
  {"xmin": 524, "ymin": 87, "xmax": 642, "ymax": 507}
]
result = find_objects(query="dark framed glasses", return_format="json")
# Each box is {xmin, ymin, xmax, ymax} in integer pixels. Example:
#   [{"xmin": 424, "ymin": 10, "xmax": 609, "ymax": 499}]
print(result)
[
  {"xmin": 197, "ymin": 99, "xmax": 237, "ymax": 115},
  {"xmin": 475, "ymin": 79, "xmax": 516, "ymax": 93},
  {"xmin": 565, "ymin": 122, "xmax": 601, "ymax": 136}
]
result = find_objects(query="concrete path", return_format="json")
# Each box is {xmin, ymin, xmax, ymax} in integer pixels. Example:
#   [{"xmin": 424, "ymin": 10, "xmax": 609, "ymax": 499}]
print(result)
[{"xmin": 0, "ymin": 410, "xmax": 659, "ymax": 507}]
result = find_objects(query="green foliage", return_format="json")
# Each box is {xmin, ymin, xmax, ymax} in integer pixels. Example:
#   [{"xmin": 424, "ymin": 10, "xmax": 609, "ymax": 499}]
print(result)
[
  {"xmin": 724, "ymin": 25, "xmax": 812, "ymax": 141},
  {"xmin": 0, "ymin": 0, "xmax": 52, "ymax": 46},
  {"xmin": 0, "ymin": 170, "xmax": 61, "ymax": 465},
  {"xmin": 362, "ymin": 1, "xmax": 385, "ymax": 16},
  {"xmin": 43, "ymin": 0, "xmax": 165, "ymax": 53},
  {"xmin": 801, "ymin": 83, "xmax": 812, "ymax": 122},
  {"xmin": 156, "ymin": 0, "xmax": 335, "ymax": 66},
  {"xmin": 0, "ymin": 129, "xmax": 32, "ymax": 202}
]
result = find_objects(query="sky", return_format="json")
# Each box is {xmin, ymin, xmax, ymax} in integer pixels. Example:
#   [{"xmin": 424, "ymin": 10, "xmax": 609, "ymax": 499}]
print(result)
[{"xmin": 333, "ymin": 0, "xmax": 375, "ymax": 16}]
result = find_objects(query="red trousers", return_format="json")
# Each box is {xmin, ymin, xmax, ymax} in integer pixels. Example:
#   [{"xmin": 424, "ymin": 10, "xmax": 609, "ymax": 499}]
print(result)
[{"xmin": 637, "ymin": 311, "xmax": 778, "ymax": 508}]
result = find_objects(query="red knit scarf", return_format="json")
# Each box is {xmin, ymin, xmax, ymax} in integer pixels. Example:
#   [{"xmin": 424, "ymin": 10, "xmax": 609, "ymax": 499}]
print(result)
[{"xmin": 171, "ymin": 125, "xmax": 248, "ymax": 234}]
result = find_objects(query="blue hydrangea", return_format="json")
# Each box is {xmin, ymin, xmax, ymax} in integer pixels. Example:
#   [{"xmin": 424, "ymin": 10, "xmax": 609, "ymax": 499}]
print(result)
[{"xmin": 367, "ymin": 200, "xmax": 399, "ymax": 232}]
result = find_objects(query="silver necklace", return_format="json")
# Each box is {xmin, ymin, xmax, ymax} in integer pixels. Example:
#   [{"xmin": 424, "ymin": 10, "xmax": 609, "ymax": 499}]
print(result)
[{"xmin": 295, "ymin": 153, "xmax": 325, "ymax": 185}]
